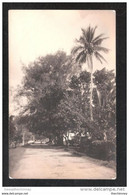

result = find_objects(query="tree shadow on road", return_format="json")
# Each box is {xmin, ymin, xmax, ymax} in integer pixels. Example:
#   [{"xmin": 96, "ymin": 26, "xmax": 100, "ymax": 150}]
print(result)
[
  {"xmin": 22, "ymin": 144, "xmax": 82, "ymax": 158},
  {"xmin": 23, "ymin": 144, "xmax": 65, "ymax": 150}
]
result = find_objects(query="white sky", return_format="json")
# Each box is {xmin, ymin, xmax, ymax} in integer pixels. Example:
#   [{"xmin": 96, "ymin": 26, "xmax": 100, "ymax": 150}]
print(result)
[
  {"xmin": 9, "ymin": 10, "xmax": 116, "ymax": 88},
  {"xmin": 9, "ymin": 10, "xmax": 116, "ymax": 114}
]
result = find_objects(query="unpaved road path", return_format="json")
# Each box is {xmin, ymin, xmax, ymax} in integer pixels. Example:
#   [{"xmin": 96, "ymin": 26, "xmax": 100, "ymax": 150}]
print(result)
[{"xmin": 9, "ymin": 145, "xmax": 116, "ymax": 179}]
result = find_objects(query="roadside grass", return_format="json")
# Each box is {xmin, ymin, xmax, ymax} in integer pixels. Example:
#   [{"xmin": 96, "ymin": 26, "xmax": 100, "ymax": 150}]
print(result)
[{"xmin": 9, "ymin": 147, "xmax": 26, "ymax": 178}]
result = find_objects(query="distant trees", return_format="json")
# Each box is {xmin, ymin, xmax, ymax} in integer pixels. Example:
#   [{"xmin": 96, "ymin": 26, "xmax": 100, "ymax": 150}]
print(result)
[
  {"xmin": 9, "ymin": 115, "xmax": 16, "ymax": 143},
  {"xmin": 9, "ymin": 115, "xmax": 22, "ymax": 147}
]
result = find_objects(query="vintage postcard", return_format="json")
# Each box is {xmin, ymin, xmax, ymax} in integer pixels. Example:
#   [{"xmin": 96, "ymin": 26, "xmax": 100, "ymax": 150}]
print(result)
[
  {"xmin": 2, "ymin": 2, "xmax": 126, "ymax": 189},
  {"xmin": 9, "ymin": 9, "xmax": 116, "ymax": 179}
]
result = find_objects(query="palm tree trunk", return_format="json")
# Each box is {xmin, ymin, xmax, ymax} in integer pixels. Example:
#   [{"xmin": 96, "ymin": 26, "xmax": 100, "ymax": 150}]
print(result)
[
  {"xmin": 89, "ymin": 55, "xmax": 93, "ymax": 121},
  {"xmin": 90, "ymin": 71, "xmax": 93, "ymax": 121}
]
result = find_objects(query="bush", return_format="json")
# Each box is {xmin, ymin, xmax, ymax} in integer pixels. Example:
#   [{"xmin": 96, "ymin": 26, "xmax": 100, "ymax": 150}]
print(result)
[
  {"xmin": 79, "ymin": 138, "xmax": 116, "ymax": 161},
  {"xmin": 89, "ymin": 140, "xmax": 116, "ymax": 160},
  {"xmin": 79, "ymin": 136, "xmax": 92, "ymax": 153}
]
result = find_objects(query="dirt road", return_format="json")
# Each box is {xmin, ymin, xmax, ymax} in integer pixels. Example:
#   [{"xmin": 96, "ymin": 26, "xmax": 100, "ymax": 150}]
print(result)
[{"xmin": 9, "ymin": 145, "xmax": 116, "ymax": 179}]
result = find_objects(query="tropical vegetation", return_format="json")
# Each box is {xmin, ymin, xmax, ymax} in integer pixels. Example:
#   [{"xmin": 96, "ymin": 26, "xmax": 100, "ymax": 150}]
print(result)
[{"xmin": 9, "ymin": 26, "xmax": 116, "ymax": 161}]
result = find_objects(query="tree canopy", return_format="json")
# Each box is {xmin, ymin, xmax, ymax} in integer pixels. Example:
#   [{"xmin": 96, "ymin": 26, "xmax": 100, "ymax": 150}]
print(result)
[
  {"xmin": 13, "ymin": 26, "xmax": 116, "ymax": 160},
  {"xmin": 15, "ymin": 50, "xmax": 115, "ymax": 147}
]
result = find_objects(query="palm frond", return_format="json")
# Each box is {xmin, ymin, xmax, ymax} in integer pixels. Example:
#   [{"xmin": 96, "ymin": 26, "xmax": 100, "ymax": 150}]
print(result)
[
  {"xmin": 81, "ymin": 28, "xmax": 87, "ymax": 38},
  {"xmin": 94, "ymin": 52, "xmax": 103, "ymax": 64},
  {"xmin": 92, "ymin": 33, "xmax": 105, "ymax": 43},
  {"xmin": 94, "ymin": 52, "xmax": 107, "ymax": 64},
  {"xmin": 71, "ymin": 46, "xmax": 84, "ymax": 55},
  {"xmin": 93, "ymin": 37, "xmax": 109, "ymax": 46},
  {"xmin": 86, "ymin": 26, "xmax": 91, "ymax": 42},
  {"xmin": 87, "ymin": 26, "xmax": 97, "ymax": 43},
  {"xmin": 80, "ymin": 36, "xmax": 89, "ymax": 46},
  {"xmin": 90, "ymin": 26, "xmax": 97, "ymax": 41},
  {"xmin": 79, "ymin": 52, "xmax": 87, "ymax": 64},
  {"xmin": 81, "ymin": 26, "xmax": 98, "ymax": 44},
  {"xmin": 81, "ymin": 27, "xmax": 91, "ymax": 43},
  {"xmin": 75, "ymin": 50, "xmax": 86, "ymax": 64},
  {"xmin": 75, "ymin": 36, "xmax": 88, "ymax": 47},
  {"xmin": 95, "ymin": 46, "xmax": 109, "ymax": 53}
]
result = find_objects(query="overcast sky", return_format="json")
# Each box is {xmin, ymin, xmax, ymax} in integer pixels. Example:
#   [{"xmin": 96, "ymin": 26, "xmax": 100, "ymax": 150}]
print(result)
[{"xmin": 9, "ymin": 10, "xmax": 116, "ymax": 89}]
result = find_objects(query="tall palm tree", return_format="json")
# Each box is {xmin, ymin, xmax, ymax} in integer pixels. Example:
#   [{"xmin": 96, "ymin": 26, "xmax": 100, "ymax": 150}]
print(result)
[{"xmin": 71, "ymin": 26, "xmax": 109, "ymax": 121}]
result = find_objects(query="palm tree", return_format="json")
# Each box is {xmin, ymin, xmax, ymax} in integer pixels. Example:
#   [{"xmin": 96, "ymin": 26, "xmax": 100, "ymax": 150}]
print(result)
[{"xmin": 71, "ymin": 26, "xmax": 109, "ymax": 121}]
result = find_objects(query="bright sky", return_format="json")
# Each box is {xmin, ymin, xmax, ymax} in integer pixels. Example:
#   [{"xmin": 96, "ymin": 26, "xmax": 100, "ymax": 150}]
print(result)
[
  {"xmin": 9, "ymin": 10, "xmax": 116, "ymax": 114},
  {"xmin": 9, "ymin": 10, "xmax": 116, "ymax": 88}
]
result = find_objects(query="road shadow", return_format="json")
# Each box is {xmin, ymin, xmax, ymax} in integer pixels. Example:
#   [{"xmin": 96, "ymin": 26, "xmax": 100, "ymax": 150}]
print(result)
[
  {"xmin": 59, "ymin": 153, "xmax": 83, "ymax": 157},
  {"xmin": 22, "ymin": 144, "xmax": 65, "ymax": 150},
  {"xmin": 23, "ymin": 144, "xmax": 83, "ymax": 158}
]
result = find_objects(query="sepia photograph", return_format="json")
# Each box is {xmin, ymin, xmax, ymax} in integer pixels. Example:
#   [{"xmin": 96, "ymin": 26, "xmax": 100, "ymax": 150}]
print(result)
[{"xmin": 9, "ymin": 9, "xmax": 116, "ymax": 180}]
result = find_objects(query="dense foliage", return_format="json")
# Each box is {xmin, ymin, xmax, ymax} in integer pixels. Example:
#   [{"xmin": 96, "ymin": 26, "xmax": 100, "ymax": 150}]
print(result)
[{"xmin": 13, "ymin": 27, "xmax": 116, "ymax": 161}]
